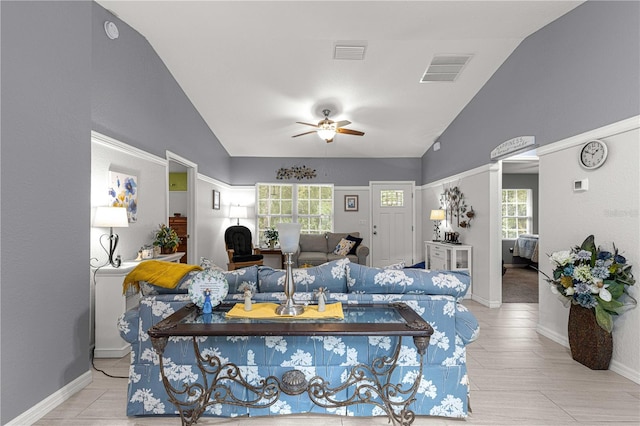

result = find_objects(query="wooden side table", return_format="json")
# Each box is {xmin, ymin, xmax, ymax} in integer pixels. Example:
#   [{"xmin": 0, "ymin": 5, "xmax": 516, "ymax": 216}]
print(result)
[{"xmin": 256, "ymin": 247, "xmax": 285, "ymax": 269}]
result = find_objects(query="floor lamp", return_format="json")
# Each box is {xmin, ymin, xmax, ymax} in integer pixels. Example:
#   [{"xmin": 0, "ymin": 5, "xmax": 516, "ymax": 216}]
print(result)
[{"xmin": 93, "ymin": 206, "xmax": 129, "ymax": 267}]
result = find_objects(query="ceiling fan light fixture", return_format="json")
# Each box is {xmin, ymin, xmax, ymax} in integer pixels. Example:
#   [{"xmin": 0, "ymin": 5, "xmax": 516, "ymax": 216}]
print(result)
[{"xmin": 318, "ymin": 128, "xmax": 336, "ymax": 141}]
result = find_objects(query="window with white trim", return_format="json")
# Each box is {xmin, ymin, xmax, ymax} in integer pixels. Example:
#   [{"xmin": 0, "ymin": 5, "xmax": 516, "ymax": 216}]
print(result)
[
  {"xmin": 502, "ymin": 189, "xmax": 532, "ymax": 239},
  {"xmin": 256, "ymin": 183, "xmax": 333, "ymax": 243}
]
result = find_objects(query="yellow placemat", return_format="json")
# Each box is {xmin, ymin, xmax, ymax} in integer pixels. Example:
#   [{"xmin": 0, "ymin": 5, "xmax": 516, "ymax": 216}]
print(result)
[{"xmin": 226, "ymin": 302, "xmax": 344, "ymax": 320}]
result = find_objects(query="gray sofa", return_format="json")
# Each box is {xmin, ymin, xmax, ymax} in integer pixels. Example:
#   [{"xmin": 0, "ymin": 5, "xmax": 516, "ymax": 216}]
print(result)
[{"xmin": 292, "ymin": 232, "xmax": 369, "ymax": 267}]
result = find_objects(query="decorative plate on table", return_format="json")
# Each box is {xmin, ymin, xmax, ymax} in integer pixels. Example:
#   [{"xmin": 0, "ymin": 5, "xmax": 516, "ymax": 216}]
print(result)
[{"xmin": 187, "ymin": 269, "xmax": 229, "ymax": 309}]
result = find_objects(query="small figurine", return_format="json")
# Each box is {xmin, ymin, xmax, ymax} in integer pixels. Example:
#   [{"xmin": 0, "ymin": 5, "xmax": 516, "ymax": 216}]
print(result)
[
  {"xmin": 243, "ymin": 288, "xmax": 253, "ymax": 311},
  {"xmin": 203, "ymin": 288, "xmax": 212, "ymax": 314},
  {"xmin": 315, "ymin": 287, "xmax": 328, "ymax": 312},
  {"xmin": 135, "ymin": 250, "xmax": 143, "ymax": 261}
]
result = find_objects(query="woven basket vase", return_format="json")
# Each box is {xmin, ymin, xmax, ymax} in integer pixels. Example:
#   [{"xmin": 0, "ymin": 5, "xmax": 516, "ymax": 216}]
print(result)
[{"xmin": 567, "ymin": 304, "xmax": 613, "ymax": 370}]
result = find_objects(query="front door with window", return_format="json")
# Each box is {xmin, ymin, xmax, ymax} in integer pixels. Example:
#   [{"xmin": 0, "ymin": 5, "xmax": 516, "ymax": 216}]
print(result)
[{"xmin": 370, "ymin": 182, "xmax": 414, "ymax": 267}]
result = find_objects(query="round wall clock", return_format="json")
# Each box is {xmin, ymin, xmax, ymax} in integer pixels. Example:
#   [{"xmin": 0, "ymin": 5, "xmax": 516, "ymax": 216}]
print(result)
[{"xmin": 579, "ymin": 139, "xmax": 608, "ymax": 170}]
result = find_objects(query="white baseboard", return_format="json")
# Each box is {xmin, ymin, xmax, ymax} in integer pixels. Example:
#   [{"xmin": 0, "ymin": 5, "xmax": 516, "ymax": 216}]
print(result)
[
  {"xmin": 471, "ymin": 294, "xmax": 502, "ymax": 308},
  {"xmin": 536, "ymin": 324, "xmax": 568, "ymax": 347},
  {"xmin": 6, "ymin": 370, "xmax": 92, "ymax": 425},
  {"xmin": 537, "ymin": 325, "xmax": 639, "ymax": 385},
  {"xmin": 610, "ymin": 359, "xmax": 640, "ymax": 384}
]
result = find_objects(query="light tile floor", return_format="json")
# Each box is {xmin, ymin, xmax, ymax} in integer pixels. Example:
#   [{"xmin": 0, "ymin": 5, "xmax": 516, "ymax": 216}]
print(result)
[{"xmin": 36, "ymin": 301, "xmax": 640, "ymax": 425}]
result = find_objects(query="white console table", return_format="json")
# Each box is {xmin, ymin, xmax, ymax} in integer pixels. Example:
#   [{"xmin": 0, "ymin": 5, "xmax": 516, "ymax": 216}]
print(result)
[
  {"xmin": 424, "ymin": 241, "xmax": 472, "ymax": 295},
  {"xmin": 92, "ymin": 252, "xmax": 185, "ymax": 358}
]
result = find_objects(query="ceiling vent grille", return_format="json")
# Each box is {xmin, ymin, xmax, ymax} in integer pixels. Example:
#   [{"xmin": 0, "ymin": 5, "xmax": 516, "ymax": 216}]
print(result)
[
  {"xmin": 420, "ymin": 54, "xmax": 473, "ymax": 83},
  {"xmin": 334, "ymin": 44, "xmax": 366, "ymax": 60}
]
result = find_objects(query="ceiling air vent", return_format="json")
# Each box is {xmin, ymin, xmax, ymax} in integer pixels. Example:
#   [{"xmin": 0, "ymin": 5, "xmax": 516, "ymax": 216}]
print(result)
[
  {"xmin": 334, "ymin": 44, "xmax": 366, "ymax": 60},
  {"xmin": 420, "ymin": 54, "xmax": 473, "ymax": 83}
]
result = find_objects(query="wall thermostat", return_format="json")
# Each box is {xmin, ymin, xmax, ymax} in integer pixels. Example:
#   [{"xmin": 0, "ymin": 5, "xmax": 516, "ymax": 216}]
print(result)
[{"xmin": 573, "ymin": 178, "xmax": 589, "ymax": 192}]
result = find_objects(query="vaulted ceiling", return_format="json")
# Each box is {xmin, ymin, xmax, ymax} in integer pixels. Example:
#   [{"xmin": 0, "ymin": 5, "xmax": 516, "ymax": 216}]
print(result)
[{"xmin": 97, "ymin": 1, "xmax": 583, "ymax": 158}]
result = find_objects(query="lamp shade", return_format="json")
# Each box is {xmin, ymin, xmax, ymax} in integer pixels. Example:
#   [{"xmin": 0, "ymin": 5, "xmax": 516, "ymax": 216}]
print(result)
[
  {"xmin": 93, "ymin": 206, "xmax": 129, "ymax": 228},
  {"xmin": 430, "ymin": 209, "xmax": 445, "ymax": 221},
  {"xmin": 276, "ymin": 223, "xmax": 301, "ymax": 253},
  {"xmin": 229, "ymin": 205, "xmax": 248, "ymax": 220}
]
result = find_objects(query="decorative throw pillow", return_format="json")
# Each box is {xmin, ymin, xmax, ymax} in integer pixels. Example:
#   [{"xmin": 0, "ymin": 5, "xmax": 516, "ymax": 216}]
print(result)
[
  {"xmin": 333, "ymin": 238, "xmax": 356, "ymax": 256},
  {"xmin": 346, "ymin": 234, "xmax": 363, "ymax": 255},
  {"xmin": 383, "ymin": 261, "xmax": 406, "ymax": 270}
]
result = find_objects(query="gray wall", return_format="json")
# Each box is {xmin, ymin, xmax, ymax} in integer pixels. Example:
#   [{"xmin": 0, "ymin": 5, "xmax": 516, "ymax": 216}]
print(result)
[
  {"xmin": 1, "ymin": 1, "xmax": 92, "ymax": 423},
  {"xmin": 231, "ymin": 157, "xmax": 421, "ymax": 186},
  {"xmin": 91, "ymin": 4, "xmax": 232, "ymax": 183},
  {"xmin": 502, "ymin": 173, "xmax": 539, "ymax": 264},
  {"xmin": 422, "ymin": 1, "xmax": 640, "ymax": 184}
]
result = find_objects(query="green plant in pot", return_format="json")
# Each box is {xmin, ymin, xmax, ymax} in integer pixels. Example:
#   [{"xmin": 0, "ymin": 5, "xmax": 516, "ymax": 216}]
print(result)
[
  {"xmin": 264, "ymin": 227, "xmax": 279, "ymax": 248},
  {"xmin": 153, "ymin": 223, "xmax": 181, "ymax": 254}
]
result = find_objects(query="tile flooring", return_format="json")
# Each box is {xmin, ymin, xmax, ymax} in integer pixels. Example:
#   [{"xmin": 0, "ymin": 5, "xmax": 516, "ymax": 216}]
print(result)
[{"xmin": 36, "ymin": 301, "xmax": 640, "ymax": 425}]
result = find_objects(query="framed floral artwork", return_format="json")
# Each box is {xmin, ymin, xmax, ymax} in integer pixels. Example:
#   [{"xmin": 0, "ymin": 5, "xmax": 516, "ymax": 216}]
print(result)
[
  {"xmin": 344, "ymin": 195, "xmax": 358, "ymax": 212},
  {"xmin": 108, "ymin": 171, "xmax": 137, "ymax": 223}
]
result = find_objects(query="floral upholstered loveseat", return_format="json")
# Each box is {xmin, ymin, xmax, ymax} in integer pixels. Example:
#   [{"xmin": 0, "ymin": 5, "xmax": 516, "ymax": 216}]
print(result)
[{"xmin": 118, "ymin": 259, "xmax": 479, "ymax": 420}]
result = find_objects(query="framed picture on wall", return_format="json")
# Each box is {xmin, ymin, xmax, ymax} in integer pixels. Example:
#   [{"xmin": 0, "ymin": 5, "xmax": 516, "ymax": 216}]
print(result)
[
  {"xmin": 108, "ymin": 171, "xmax": 138, "ymax": 223},
  {"xmin": 344, "ymin": 195, "xmax": 358, "ymax": 212},
  {"xmin": 213, "ymin": 190, "xmax": 220, "ymax": 210}
]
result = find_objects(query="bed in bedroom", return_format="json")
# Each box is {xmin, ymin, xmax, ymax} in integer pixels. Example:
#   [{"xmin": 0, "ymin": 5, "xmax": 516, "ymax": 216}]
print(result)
[{"xmin": 512, "ymin": 234, "xmax": 539, "ymax": 264}]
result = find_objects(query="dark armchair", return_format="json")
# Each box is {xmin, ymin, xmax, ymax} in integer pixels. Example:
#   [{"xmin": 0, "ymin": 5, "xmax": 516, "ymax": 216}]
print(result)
[{"xmin": 224, "ymin": 225, "xmax": 264, "ymax": 270}]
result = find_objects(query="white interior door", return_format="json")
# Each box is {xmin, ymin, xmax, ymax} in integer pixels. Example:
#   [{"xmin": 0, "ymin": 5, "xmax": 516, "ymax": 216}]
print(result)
[{"xmin": 370, "ymin": 182, "xmax": 414, "ymax": 267}]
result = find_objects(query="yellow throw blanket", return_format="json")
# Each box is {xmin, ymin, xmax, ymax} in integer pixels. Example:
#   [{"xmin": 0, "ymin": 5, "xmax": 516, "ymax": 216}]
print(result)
[
  {"xmin": 122, "ymin": 260, "xmax": 202, "ymax": 294},
  {"xmin": 226, "ymin": 302, "xmax": 344, "ymax": 320}
]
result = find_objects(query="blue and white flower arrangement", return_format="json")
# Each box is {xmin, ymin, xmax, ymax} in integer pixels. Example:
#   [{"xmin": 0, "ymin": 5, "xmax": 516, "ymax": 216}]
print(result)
[{"xmin": 543, "ymin": 235, "xmax": 635, "ymax": 332}]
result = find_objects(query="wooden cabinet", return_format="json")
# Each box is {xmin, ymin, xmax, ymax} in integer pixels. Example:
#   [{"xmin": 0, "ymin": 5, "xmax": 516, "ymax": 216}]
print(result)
[{"xmin": 169, "ymin": 216, "xmax": 188, "ymax": 263}]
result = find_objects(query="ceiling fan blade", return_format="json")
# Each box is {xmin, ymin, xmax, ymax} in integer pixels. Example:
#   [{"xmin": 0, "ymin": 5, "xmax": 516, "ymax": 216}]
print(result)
[
  {"xmin": 336, "ymin": 128, "xmax": 365, "ymax": 136},
  {"xmin": 292, "ymin": 130, "xmax": 318, "ymax": 138},
  {"xmin": 295, "ymin": 121, "xmax": 319, "ymax": 128},
  {"xmin": 335, "ymin": 120, "xmax": 351, "ymax": 128}
]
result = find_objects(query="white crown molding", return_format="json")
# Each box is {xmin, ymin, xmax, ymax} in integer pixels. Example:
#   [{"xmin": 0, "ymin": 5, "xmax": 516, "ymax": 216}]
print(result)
[
  {"xmin": 537, "ymin": 115, "xmax": 640, "ymax": 156},
  {"xmin": 91, "ymin": 131, "xmax": 167, "ymax": 166},
  {"xmin": 422, "ymin": 163, "xmax": 498, "ymax": 190},
  {"xmin": 198, "ymin": 173, "xmax": 234, "ymax": 190},
  {"xmin": 166, "ymin": 150, "xmax": 197, "ymax": 170},
  {"xmin": 6, "ymin": 371, "xmax": 92, "ymax": 425}
]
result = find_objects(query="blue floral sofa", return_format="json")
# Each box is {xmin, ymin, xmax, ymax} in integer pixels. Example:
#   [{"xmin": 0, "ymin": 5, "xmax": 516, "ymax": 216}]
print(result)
[{"xmin": 118, "ymin": 259, "xmax": 479, "ymax": 420}]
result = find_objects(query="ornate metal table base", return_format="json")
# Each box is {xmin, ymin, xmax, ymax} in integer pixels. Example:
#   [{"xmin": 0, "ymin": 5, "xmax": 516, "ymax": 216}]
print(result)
[{"xmin": 151, "ymin": 335, "xmax": 428, "ymax": 426}]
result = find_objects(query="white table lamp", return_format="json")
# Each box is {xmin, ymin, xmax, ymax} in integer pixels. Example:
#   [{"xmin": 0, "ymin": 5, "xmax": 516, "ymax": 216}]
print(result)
[
  {"xmin": 229, "ymin": 205, "xmax": 248, "ymax": 225},
  {"xmin": 275, "ymin": 222, "xmax": 303, "ymax": 316},
  {"xmin": 430, "ymin": 209, "xmax": 445, "ymax": 242}
]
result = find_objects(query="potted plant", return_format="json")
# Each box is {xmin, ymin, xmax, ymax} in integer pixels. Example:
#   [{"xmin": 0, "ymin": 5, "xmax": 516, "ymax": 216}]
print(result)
[
  {"xmin": 153, "ymin": 223, "xmax": 181, "ymax": 254},
  {"xmin": 264, "ymin": 227, "xmax": 279, "ymax": 249}
]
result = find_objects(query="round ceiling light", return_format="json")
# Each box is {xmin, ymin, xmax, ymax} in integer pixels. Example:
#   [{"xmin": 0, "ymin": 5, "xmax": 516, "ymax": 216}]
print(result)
[{"xmin": 104, "ymin": 21, "xmax": 119, "ymax": 40}]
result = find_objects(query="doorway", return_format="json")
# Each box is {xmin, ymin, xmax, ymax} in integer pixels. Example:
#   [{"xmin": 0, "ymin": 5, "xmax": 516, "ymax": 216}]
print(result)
[
  {"xmin": 500, "ymin": 150, "xmax": 539, "ymax": 303},
  {"xmin": 166, "ymin": 152, "xmax": 197, "ymax": 264},
  {"xmin": 369, "ymin": 182, "xmax": 415, "ymax": 267}
]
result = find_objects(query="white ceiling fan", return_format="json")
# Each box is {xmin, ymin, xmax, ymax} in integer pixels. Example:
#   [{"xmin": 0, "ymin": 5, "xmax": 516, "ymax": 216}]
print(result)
[{"xmin": 292, "ymin": 109, "xmax": 365, "ymax": 143}]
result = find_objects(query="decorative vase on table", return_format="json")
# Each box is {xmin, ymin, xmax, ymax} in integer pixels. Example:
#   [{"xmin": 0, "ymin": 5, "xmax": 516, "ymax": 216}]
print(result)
[
  {"xmin": 567, "ymin": 304, "xmax": 612, "ymax": 370},
  {"xmin": 161, "ymin": 246, "xmax": 175, "ymax": 255}
]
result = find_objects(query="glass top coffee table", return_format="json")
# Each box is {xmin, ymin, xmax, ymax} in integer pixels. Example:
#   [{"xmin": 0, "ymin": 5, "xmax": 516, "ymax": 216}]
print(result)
[{"xmin": 148, "ymin": 302, "xmax": 433, "ymax": 426}]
